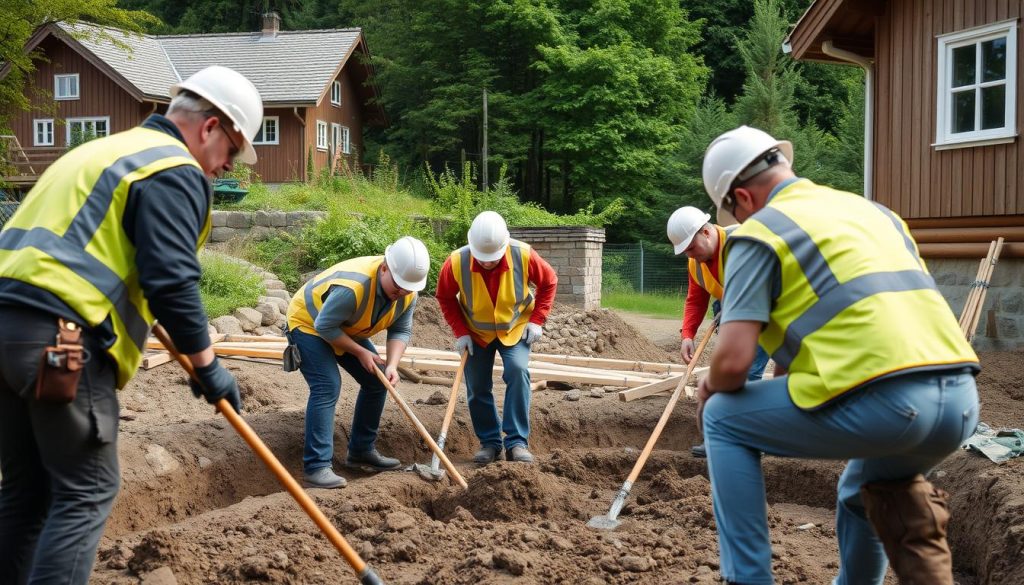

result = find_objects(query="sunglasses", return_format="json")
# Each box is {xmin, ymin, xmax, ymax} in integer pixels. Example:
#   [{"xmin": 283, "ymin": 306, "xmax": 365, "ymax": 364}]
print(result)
[{"xmin": 217, "ymin": 120, "xmax": 240, "ymax": 159}]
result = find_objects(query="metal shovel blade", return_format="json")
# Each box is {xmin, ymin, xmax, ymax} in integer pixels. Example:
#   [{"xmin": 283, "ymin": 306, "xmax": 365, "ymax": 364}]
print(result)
[
  {"xmin": 586, "ymin": 514, "xmax": 621, "ymax": 530},
  {"xmin": 586, "ymin": 484, "xmax": 631, "ymax": 530}
]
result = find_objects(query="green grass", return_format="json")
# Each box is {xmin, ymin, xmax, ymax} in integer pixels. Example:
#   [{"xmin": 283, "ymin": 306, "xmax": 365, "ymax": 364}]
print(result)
[
  {"xmin": 198, "ymin": 252, "xmax": 266, "ymax": 319},
  {"xmin": 216, "ymin": 175, "xmax": 433, "ymax": 216},
  {"xmin": 601, "ymin": 291, "xmax": 685, "ymax": 319}
]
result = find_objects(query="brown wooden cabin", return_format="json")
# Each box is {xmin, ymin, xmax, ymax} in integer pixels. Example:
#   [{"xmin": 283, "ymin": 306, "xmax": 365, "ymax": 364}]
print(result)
[{"xmin": 0, "ymin": 13, "xmax": 386, "ymax": 192}]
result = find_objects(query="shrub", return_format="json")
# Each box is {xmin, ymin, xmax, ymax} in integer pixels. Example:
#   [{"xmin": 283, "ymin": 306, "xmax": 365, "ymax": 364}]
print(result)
[{"xmin": 198, "ymin": 252, "xmax": 266, "ymax": 318}]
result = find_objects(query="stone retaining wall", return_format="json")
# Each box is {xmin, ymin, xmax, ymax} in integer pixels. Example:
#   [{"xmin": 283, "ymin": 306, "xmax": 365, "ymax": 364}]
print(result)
[
  {"xmin": 509, "ymin": 227, "xmax": 605, "ymax": 310},
  {"xmin": 929, "ymin": 258, "xmax": 1024, "ymax": 351},
  {"xmin": 210, "ymin": 210, "xmax": 325, "ymax": 243}
]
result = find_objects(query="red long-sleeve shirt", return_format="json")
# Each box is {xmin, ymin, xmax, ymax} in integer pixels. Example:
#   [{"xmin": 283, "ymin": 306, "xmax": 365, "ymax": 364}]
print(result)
[
  {"xmin": 681, "ymin": 252, "xmax": 719, "ymax": 340},
  {"xmin": 436, "ymin": 249, "xmax": 558, "ymax": 346}
]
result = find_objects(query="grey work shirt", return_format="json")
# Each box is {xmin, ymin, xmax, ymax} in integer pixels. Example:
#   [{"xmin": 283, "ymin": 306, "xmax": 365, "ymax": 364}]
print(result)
[{"xmin": 313, "ymin": 277, "xmax": 416, "ymax": 344}]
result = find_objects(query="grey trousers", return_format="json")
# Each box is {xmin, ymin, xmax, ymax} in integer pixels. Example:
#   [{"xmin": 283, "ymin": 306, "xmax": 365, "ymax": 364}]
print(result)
[{"xmin": 0, "ymin": 306, "xmax": 120, "ymax": 585}]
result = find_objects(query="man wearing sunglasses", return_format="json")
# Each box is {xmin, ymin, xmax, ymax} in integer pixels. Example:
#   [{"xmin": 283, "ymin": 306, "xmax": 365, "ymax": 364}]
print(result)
[{"xmin": 0, "ymin": 65, "xmax": 263, "ymax": 584}]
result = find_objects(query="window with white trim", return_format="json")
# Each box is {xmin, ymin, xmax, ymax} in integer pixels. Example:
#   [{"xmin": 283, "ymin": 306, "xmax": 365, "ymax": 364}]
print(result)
[
  {"xmin": 34, "ymin": 119, "xmax": 54, "ymax": 146},
  {"xmin": 54, "ymin": 74, "xmax": 79, "ymax": 100},
  {"xmin": 936, "ymin": 20, "xmax": 1018, "ymax": 148},
  {"xmin": 66, "ymin": 117, "xmax": 109, "ymax": 145},
  {"xmin": 331, "ymin": 80, "xmax": 342, "ymax": 106},
  {"xmin": 331, "ymin": 123, "xmax": 342, "ymax": 154},
  {"xmin": 342, "ymin": 126, "xmax": 351, "ymax": 154},
  {"xmin": 253, "ymin": 116, "xmax": 279, "ymax": 145},
  {"xmin": 316, "ymin": 120, "xmax": 328, "ymax": 150}
]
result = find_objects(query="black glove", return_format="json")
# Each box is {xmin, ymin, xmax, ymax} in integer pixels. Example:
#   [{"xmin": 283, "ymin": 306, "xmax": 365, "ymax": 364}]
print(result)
[{"xmin": 190, "ymin": 358, "xmax": 243, "ymax": 413}]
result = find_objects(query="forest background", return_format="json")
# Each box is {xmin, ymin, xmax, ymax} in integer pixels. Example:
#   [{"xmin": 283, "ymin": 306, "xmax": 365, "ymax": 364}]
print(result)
[{"xmin": 1, "ymin": 0, "xmax": 866, "ymax": 247}]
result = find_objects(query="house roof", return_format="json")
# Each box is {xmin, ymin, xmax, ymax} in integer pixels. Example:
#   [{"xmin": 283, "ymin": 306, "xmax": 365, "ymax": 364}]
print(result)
[
  {"xmin": 18, "ymin": 21, "xmax": 381, "ymax": 118},
  {"xmin": 786, "ymin": 0, "xmax": 884, "ymax": 63}
]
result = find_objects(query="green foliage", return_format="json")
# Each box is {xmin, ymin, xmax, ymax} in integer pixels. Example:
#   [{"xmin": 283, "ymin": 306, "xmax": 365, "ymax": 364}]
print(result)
[
  {"xmin": 198, "ymin": 252, "xmax": 265, "ymax": 318},
  {"xmin": 601, "ymin": 291, "xmax": 683, "ymax": 318}
]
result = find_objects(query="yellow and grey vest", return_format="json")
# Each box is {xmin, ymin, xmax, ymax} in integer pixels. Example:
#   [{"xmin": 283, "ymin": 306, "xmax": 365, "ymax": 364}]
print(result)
[
  {"xmin": 450, "ymin": 239, "xmax": 535, "ymax": 346},
  {"xmin": 687, "ymin": 224, "xmax": 738, "ymax": 300},
  {"xmin": 0, "ymin": 126, "xmax": 209, "ymax": 388},
  {"xmin": 727, "ymin": 179, "xmax": 978, "ymax": 410},
  {"xmin": 287, "ymin": 256, "xmax": 415, "ymax": 354}
]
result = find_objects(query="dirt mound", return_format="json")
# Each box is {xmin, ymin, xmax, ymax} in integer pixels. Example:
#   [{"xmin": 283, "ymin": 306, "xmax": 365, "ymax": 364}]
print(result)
[
  {"xmin": 432, "ymin": 462, "xmax": 588, "ymax": 523},
  {"xmin": 975, "ymin": 351, "xmax": 1024, "ymax": 427},
  {"xmin": 228, "ymin": 361, "xmax": 303, "ymax": 414},
  {"xmin": 409, "ymin": 295, "xmax": 455, "ymax": 350}
]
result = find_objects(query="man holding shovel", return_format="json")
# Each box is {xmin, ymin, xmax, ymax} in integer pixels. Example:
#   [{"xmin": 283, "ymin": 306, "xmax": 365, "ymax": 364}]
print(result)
[
  {"xmin": 286, "ymin": 236, "xmax": 429, "ymax": 488},
  {"xmin": 666, "ymin": 205, "xmax": 770, "ymax": 458},
  {"xmin": 436, "ymin": 211, "xmax": 557, "ymax": 465},
  {"xmin": 0, "ymin": 66, "xmax": 259, "ymax": 584},
  {"xmin": 697, "ymin": 125, "xmax": 979, "ymax": 585}
]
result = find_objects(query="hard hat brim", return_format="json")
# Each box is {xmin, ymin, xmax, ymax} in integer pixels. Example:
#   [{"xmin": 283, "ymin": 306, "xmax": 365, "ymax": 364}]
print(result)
[
  {"xmin": 171, "ymin": 81, "xmax": 258, "ymax": 165},
  {"xmin": 468, "ymin": 241, "xmax": 507, "ymax": 263},
  {"xmin": 391, "ymin": 271, "xmax": 426, "ymax": 292}
]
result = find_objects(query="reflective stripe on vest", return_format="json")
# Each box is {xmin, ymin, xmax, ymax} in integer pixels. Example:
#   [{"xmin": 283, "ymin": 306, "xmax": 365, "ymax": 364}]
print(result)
[
  {"xmin": 0, "ymin": 127, "xmax": 206, "ymax": 388},
  {"xmin": 451, "ymin": 240, "xmax": 535, "ymax": 345},
  {"xmin": 727, "ymin": 179, "xmax": 978, "ymax": 409},
  {"xmin": 286, "ymin": 256, "xmax": 414, "ymax": 352},
  {"xmin": 687, "ymin": 224, "xmax": 737, "ymax": 300}
]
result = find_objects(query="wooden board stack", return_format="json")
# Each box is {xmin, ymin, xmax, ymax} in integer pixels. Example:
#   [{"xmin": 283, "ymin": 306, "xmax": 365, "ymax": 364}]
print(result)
[{"xmin": 959, "ymin": 237, "xmax": 1004, "ymax": 342}]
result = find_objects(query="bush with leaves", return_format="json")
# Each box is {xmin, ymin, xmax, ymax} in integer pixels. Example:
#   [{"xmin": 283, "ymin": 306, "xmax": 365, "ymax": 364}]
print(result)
[{"xmin": 198, "ymin": 251, "xmax": 265, "ymax": 319}]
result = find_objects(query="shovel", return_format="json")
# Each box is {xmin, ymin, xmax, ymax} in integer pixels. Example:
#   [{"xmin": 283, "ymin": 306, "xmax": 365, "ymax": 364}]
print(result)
[
  {"xmin": 411, "ymin": 351, "xmax": 468, "ymax": 481},
  {"xmin": 371, "ymin": 365, "xmax": 469, "ymax": 489},
  {"xmin": 587, "ymin": 320, "xmax": 717, "ymax": 530},
  {"xmin": 153, "ymin": 324, "xmax": 384, "ymax": 584}
]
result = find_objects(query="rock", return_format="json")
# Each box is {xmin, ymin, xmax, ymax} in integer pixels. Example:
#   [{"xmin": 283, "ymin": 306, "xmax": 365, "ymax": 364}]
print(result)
[
  {"xmin": 770, "ymin": 544, "xmax": 785, "ymax": 559},
  {"xmin": 144, "ymin": 444, "xmax": 179, "ymax": 476},
  {"xmin": 589, "ymin": 389, "xmax": 604, "ymax": 398},
  {"xmin": 233, "ymin": 307, "xmax": 262, "ymax": 332},
  {"xmin": 254, "ymin": 302, "xmax": 278, "ymax": 326},
  {"xmin": 207, "ymin": 324, "xmax": 218, "ymax": 336},
  {"xmin": 141, "ymin": 566, "xmax": 177, "ymax": 585},
  {"xmin": 521, "ymin": 530, "xmax": 541, "ymax": 543},
  {"xmin": 550, "ymin": 535, "xmax": 573, "ymax": 550},
  {"xmin": 492, "ymin": 547, "xmax": 528, "ymax": 576},
  {"xmin": 197, "ymin": 456, "xmax": 212, "ymax": 469},
  {"xmin": 254, "ymin": 326, "xmax": 280, "ymax": 336},
  {"xmin": 210, "ymin": 315, "xmax": 244, "ymax": 335},
  {"xmin": 619, "ymin": 555, "xmax": 651, "ymax": 572},
  {"xmin": 269, "ymin": 550, "xmax": 290, "ymax": 569},
  {"xmin": 424, "ymin": 391, "xmax": 446, "ymax": 405},
  {"xmin": 265, "ymin": 289, "xmax": 292, "ymax": 301},
  {"xmin": 260, "ymin": 296, "xmax": 289, "ymax": 313},
  {"xmin": 564, "ymin": 389, "xmax": 582, "ymax": 401},
  {"xmin": 385, "ymin": 511, "xmax": 416, "ymax": 531},
  {"xmin": 263, "ymin": 278, "xmax": 287, "ymax": 290}
]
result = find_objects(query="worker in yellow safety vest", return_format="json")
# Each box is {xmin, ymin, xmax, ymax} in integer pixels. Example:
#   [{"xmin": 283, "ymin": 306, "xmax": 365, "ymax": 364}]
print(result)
[
  {"xmin": 286, "ymin": 236, "xmax": 429, "ymax": 488},
  {"xmin": 694, "ymin": 125, "xmax": 979, "ymax": 585},
  {"xmin": 0, "ymin": 66, "xmax": 262, "ymax": 584}
]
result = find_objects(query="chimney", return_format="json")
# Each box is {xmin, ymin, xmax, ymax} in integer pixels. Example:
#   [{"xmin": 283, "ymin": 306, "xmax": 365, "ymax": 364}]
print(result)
[{"xmin": 261, "ymin": 12, "xmax": 280, "ymax": 38}]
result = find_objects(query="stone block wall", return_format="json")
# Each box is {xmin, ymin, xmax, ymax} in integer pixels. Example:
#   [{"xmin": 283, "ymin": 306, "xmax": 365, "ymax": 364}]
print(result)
[
  {"xmin": 928, "ymin": 257, "xmax": 1024, "ymax": 351},
  {"xmin": 509, "ymin": 227, "xmax": 606, "ymax": 310},
  {"xmin": 209, "ymin": 210, "xmax": 325, "ymax": 242}
]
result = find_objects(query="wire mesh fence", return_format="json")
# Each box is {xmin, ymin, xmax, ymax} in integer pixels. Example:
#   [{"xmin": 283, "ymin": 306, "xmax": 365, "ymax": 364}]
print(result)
[
  {"xmin": 602, "ymin": 242, "xmax": 689, "ymax": 296},
  {"xmin": 0, "ymin": 198, "xmax": 19, "ymax": 228}
]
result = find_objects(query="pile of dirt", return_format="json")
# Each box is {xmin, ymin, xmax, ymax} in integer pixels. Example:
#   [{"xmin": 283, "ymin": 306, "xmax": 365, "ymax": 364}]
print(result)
[{"xmin": 431, "ymin": 462, "xmax": 588, "ymax": 523}]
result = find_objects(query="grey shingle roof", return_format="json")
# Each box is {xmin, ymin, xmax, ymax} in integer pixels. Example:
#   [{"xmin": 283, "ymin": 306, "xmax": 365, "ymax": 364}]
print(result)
[{"xmin": 57, "ymin": 22, "xmax": 361, "ymax": 105}]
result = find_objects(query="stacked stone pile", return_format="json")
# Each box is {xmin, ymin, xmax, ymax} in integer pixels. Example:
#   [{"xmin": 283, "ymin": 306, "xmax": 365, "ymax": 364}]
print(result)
[
  {"xmin": 206, "ymin": 255, "xmax": 292, "ymax": 337},
  {"xmin": 530, "ymin": 308, "xmax": 619, "ymax": 356}
]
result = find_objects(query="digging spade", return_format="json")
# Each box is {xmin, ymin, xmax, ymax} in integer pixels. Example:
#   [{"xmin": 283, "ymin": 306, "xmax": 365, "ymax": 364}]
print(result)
[
  {"xmin": 587, "ymin": 320, "xmax": 717, "ymax": 530},
  {"xmin": 408, "ymin": 351, "xmax": 468, "ymax": 481},
  {"xmin": 153, "ymin": 325, "xmax": 385, "ymax": 584}
]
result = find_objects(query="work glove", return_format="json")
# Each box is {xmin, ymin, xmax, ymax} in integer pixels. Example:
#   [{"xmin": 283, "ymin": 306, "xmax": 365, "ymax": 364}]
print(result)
[
  {"xmin": 190, "ymin": 357, "xmax": 243, "ymax": 414},
  {"xmin": 522, "ymin": 323, "xmax": 543, "ymax": 346},
  {"xmin": 455, "ymin": 335, "xmax": 474, "ymax": 356}
]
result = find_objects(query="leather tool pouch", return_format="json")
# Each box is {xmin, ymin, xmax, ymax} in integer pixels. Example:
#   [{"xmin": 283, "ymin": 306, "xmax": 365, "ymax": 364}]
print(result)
[
  {"xmin": 35, "ymin": 319, "xmax": 88, "ymax": 403},
  {"xmin": 282, "ymin": 332, "xmax": 301, "ymax": 372}
]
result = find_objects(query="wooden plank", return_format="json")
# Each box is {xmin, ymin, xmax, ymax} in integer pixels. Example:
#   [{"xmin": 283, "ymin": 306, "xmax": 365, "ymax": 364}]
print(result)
[
  {"xmin": 617, "ymin": 366, "xmax": 709, "ymax": 402},
  {"xmin": 378, "ymin": 344, "xmax": 686, "ymax": 375},
  {"xmin": 142, "ymin": 351, "xmax": 172, "ymax": 369},
  {"xmin": 221, "ymin": 334, "xmax": 287, "ymax": 343},
  {"xmin": 146, "ymin": 333, "xmax": 225, "ymax": 351},
  {"xmin": 400, "ymin": 357, "xmax": 657, "ymax": 388}
]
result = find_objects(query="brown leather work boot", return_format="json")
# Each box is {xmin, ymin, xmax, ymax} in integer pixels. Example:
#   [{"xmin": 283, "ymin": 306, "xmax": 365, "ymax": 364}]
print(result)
[{"xmin": 860, "ymin": 474, "xmax": 953, "ymax": 585}]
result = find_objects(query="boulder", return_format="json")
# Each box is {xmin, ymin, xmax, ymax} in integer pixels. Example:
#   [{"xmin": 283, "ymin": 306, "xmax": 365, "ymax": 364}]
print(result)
[
  {"xmin": 210, "ymin": 315, "xmax": 244, "ymax": 335},
  {"xmin": 263, "ymin": 278, "xmax": 287, "ymax": 291},
  {"xmin": 254, "ymin": 302, "xmax": 278, "ymax": 326},
  {"xmin": 233, "ymin": 307, "xmax": 262, "ymax": 332},
  {"xmin": 265, "ymin": 289, "xmax": 291, "ymax": 301}
]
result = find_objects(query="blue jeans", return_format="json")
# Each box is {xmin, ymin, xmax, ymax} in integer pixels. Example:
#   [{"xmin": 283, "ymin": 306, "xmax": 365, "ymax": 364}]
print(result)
[
  {"xmin": 712, "ymin": 300, "xmax": 769, "ymax": 381},
  {"xmin": 292, "ymin": 329, "xmax": 389, "ymax": 474},
  {"xmin": 463, "ymin": 338, "xmax": 532, "ymax": 450},
  {"xmin": 702, "ymin": 369, "xmax": 979, "ymax": 585}
]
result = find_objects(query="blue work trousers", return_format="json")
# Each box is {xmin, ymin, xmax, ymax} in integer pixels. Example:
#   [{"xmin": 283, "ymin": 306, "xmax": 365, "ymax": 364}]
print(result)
[
  {"xmin": 463, "ymin": 338, "xmax": 532, "ymax": 450},
  {"xmin": 292, "ymin": 329, "xmax": 389, "ymax": 474},
  {"xmin": 702, "ymin": 368, "xmax": 978, "ymax": 585}
]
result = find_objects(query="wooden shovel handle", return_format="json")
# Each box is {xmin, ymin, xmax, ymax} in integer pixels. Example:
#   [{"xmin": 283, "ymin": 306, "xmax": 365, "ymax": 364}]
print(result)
[
  {"xmin": 152, "ymin": 325, "xmax": 373, "ymax": 578},
  {"xmin": 437, "ymin": 351, "xmax": 468, "ymax": 441}
]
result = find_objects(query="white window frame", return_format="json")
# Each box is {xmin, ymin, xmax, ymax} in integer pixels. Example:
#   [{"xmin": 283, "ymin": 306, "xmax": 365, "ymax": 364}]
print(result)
[
  {"xmin": 935, "ymin": 19, "xmax": 1018, "ymax": 149},
  {"xmin": 342, "ymin": 125, "xmax": 351, "ymax": 154},
  {"xmin": 33, "ymin": 119, "xmax": 54, "ymax": 146},
  {"xmin": 315, "ymin": 120, "xmax": 328, "ymax": 150},
  {"xmin": 65, "ymin": 116, "xmax": 110, "ymax": 144},
  {"xmin": 331, "ymin": 80, "xmax": 342, "ymax": 106},
  {"xmin": 54, "ymin": 74, "xmax": 79, "ymax": 100},
  {"xmin": 252, "ymin": 116, "xmax": 279, "ymax": 145},
  {"xmin": 331, "ymin": 122, "xmax": 342, "ymax": 154}
]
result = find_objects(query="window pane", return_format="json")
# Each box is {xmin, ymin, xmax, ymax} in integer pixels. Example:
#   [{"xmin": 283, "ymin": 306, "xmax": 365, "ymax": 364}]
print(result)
[
  {"xmin": 266, "ymin": 120, "xmax": 276, "ymax": 141},
  {"xmin": 982, "ymin": 37, "xmax": 1006, "ymax": 82},
  {"xmin": 981, "ymin": 84, "xmax": 1006, "ymax": 129},
  {"xmin": 952, "ymin": 45, "xmax": 976, "ymax": 87},
  {"xmin": 96, "ymin": 120, "xmax": 107, "ymax": 136},
  {"xmin": 952, "ymin": 90, "xmax": 976, "ymax": 133}
]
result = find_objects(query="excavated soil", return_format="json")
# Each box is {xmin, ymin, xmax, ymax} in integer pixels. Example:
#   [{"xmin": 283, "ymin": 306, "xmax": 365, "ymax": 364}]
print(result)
[{"xmin": 88, "ymin": 304, "xmax": 1023, "ymax": 584}]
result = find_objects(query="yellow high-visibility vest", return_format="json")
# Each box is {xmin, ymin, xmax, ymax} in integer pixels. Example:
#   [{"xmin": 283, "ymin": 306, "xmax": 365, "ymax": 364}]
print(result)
[
  {"xmin": 727, "ymin": 179, "xmax": 978, "ymax": 409},
  {"xmin": 687, "ymin": 224, "xmax": 737, "ymax": 300},
  {"xmin": 287, "ymin": 256, "xmax": 415, "ymax": 354},
  {"xmin": 450, "ymin": 240, "xmax": 535, "ymax": 346},
  {"xmin": 0, "ymin": 126, "xmax": 209, "ymax": 388}
]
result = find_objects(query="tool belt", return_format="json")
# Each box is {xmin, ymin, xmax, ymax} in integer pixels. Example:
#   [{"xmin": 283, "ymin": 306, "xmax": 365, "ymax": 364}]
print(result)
[
  {"xmin": 282, "ymin": 330, "xmax": 301, "ymax": 372},
  {"xmin": 36, "ymin": 318, "xmax": 89, "ymax": 403}
]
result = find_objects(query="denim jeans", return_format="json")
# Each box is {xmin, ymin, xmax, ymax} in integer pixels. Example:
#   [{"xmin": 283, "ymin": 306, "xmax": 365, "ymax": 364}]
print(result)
[
  {"xmin": 292, "ymin": 329, "xmax": 389, "ymax": 474},
  {"xmin": 712, "ymin": 300, "xmax": 770, "ymax": 381},
  {"xmin": 0, "ymin": 306, "xmax": 120, "ymax": 585},
  {"xmin": 463, "ymin": 338, "xmax": 532, "ymax": 450},
  {"xmin": 702, "ymin": 369, "xmax": 979, "ymax": 585}
]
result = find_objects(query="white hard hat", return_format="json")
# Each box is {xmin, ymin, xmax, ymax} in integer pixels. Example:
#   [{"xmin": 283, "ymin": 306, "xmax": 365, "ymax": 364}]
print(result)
[
  {"xmin": 666, "ymin": 207, "xmax": 712, "ymax": 255},
  {"xmin": 171, "ymin": 66, "xmax": 263, "ymax": 165},
  {"xmin": 467, "ymin": 211, "xmax": 510, "ymax": 263},
  {"xmin": 702, "ymin": 125, "xmax": 793, "ymax": 223},
  {"xmin": 384, "ymin": 236, "xmax": 430, "ymax": 292}
]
